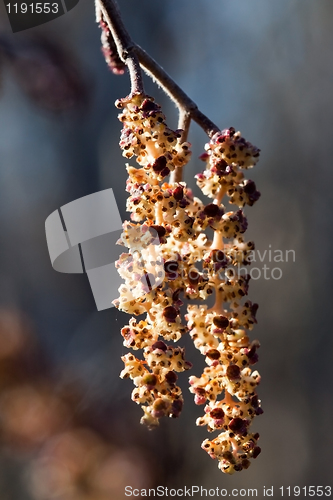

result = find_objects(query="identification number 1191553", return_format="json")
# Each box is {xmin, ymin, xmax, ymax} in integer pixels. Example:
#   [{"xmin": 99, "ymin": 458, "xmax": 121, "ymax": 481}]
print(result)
[
  {"xmin": 6, "ymin": 3, "xmax": 59, "ymax": 14},
  {"xmin": 280, "ymin": 486, "xmax": 331, "ymax": 496}
]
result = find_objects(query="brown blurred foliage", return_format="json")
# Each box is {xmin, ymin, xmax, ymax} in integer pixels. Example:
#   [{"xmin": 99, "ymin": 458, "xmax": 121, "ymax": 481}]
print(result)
[{"xmin": 0, "ymin": 309, "xmax": 153, "ymax": 499}]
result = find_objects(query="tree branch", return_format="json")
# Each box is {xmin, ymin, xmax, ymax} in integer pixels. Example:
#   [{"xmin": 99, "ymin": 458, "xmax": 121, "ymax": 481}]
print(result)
[
  {"xmin": 96, "ymin": 0, "xmax": 144, "ymax": 94},
  {"xmin": 135, "ymin": 45, "xmax": 219, "ymax": 138},
  {"xmin": 97, "ymin": 0, "xmax": 220, "ymax": 138}
]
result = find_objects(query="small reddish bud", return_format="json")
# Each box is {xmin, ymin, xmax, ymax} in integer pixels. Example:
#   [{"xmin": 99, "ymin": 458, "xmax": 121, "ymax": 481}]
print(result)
[
  {"xmin": 214, "ymin": 159, "xmax": 228, "ymax": 171},
  {"xmin": 160, "ymin": 166, "xmax": 170, "ymax": 177},
  {"xmin": 173, "ymin": 186, "xmax": 184, "ymax": 201},
  {"xmin": 194, "ymin": 394, "xmax": 206, "ymax": 405},
  {"xmin": 245, "ymin": 345, "xmax": 259, "ymax": 365},
  {"xmin": 206, "ymin": 349, "xmax": 221, "ymax": 360},
  {"xmin": 244, "ymin": 180, "xmax": 256, "ymax": 194},
  {"xmin": 229, "ymin": 417, "xmax": 247, "ymax": 435},
  {"xmin": 226, "ymin": 364, "xmax": 241, "ymax": 380},
  {"xmin": 188, "ymin": 268, "xmax": 200, "ymax": 285},
  {"xmin": 165, "ymin": 371, "xmax": 178, "ymax": 385},
  {"xmin": 210, "ymin": 408, "xmax": 224, "ymax": 419},
  {"xmin": 204, "ymin": 203, "xmax": 219, "ymax": 217},
  {"xmin": 193, "ymin": 387, "xmax": 206, "ymax": 405},
  {"xmin": 152, "ymin": 156, "xmax": 167, "ymax": 172},
  {"xmin": 151, "ymin": 341, "xmax": 167, "ymax": 351},
  {"xmin": 141, "ymin": 99, "xmax": 159, "ymax": 112},
  {"xmin": 210, "ymin": 249, "xmax": 227, "ymax": 264},
  {"xmin": 213, "ymin": 316, "xmax": 229, "ymax": 329},
  {"xmin": 163, "ymin": 306, "xmax": 178, "ymax": 323},
  {"xmin": 199, "ymin": 152, "xmax": 209, "ymax": 161},
  {"xmin": 170, "ymin": 398, "xmax": 183, "ymax": 417}
]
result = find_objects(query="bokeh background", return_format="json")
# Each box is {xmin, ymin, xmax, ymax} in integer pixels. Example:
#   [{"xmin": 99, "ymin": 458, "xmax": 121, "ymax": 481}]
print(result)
[{"xmin": 0, "ymin": 0, "xmax": 332, "ymax": 498}]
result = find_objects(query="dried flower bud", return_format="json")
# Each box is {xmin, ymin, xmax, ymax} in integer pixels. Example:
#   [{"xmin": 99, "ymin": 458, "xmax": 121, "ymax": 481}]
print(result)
[
  {"xmin": 152, "ymin": 156, "xmax": 167, "ymax": 173},
  {"xmin": 229, "ymin": 418, "xmax": 248, "ymax": 435},
  {"xmin": 210, "ymin": 408, "xmax": 224, "ymax": 419},
  {"xmin": 173, "ymin": 186, "xmax": 184, "ymax": 201},
  {"xmin": 204, "ymin": 203, "xmax": 220, "ymax": 217},
  {"xmin": 210, "ymin": 250, "xmax": 227, "ymax": 264},
  {"xmin": 165, "ymin": 371, "xmax": 178, "ymax": 385},
  {"xmin": 142, "ymin": 373, "xmax": 158, "ymax": 389},
  {"xmin": 188, "ymin": 268, "xmax": 200, "ymax": 285},
  {"xmin": 171, "ymin": 398, "xmax": 183, "ymax": 417},
  {"xmin": 226, "ymin": 364, "xmax": 241, "ymax": 380},
  {"xmin": 206, "ymin": 349, "xmax": 221, "ymax": 360},
  {"xmin": 213, "ymin": 316, "xmax": 229, "ymax": 329},
  {"xmin": 151, "ymin": 341, "xmax": 167, "ymax": 352},
  {"xmin": 162, "ymin": 306, "xmax": 179, "ymax": 323}
]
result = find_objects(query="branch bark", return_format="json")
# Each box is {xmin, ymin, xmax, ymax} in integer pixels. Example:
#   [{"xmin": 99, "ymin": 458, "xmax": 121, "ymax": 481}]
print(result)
[
  {"xmin": 96, "ymin": 0, "xmax": 220, "ymax": 138},
  {"xmin": 96, "ymin": 0, "xmax": 144, "ymax": 94},
  {"xmin": 135, "ymin": 45, "xmax": 219, "ymax": 138}
]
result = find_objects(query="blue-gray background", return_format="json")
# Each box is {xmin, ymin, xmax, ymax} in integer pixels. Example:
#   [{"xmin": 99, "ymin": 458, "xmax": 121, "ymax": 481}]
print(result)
[{"xmin": 0, "ymin": 1, "xmax": 332, "ymax": 498}]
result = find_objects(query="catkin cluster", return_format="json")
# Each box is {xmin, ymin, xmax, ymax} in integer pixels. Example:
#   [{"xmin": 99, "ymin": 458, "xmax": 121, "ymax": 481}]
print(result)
[{"xmin": 113, "ymin": 93, "xmax": 262, "ymax": 474}]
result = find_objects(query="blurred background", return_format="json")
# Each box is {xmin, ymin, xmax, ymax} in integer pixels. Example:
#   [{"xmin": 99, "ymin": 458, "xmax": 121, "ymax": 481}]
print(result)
[{"xmin": 0, "ymin": 0, "xmax": 332, "ymax": 497}]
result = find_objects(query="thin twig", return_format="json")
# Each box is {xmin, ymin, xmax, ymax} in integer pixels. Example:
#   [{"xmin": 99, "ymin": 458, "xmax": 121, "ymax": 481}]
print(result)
[
  {"xmin": 97, "ymin": 0, "xmax": 220, "ymax": 138},
  {"xmin": 96, "ymin": 0, "xmax": 144, "ymax": 94},
  {"xmin": 135, "ymin": 46, "xmax": 219, "ymax": 138},
  {"xmin": 169, "ymin": 110, "xmax": 191, "ymax": 184}
]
